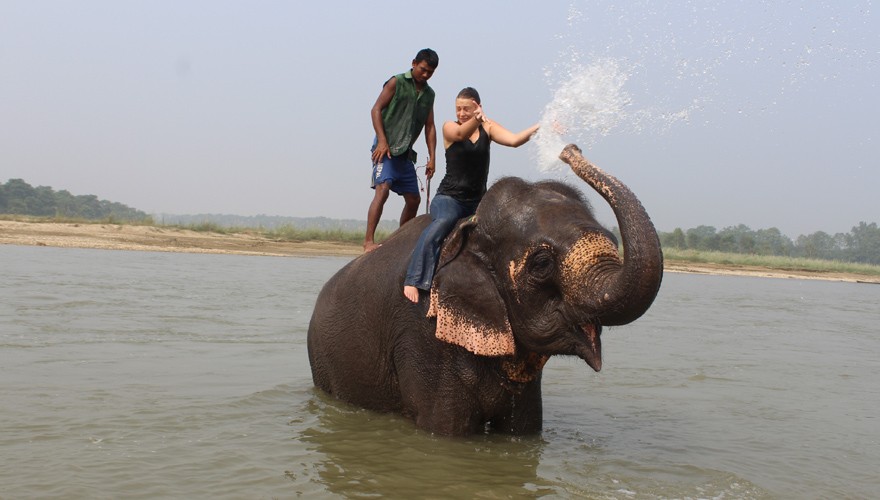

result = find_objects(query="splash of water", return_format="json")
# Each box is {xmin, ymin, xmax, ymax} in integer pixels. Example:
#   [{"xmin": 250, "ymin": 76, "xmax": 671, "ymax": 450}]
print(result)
[
  {"xmin": 535, "ymin": 59, "xmax": 631, "ymax": 171},
  {"xmin": 534, "ymin": 57, "xmax": 699, "ymax": 173},
  {"xmin": 535, "ymin": 0, "xmax": 874, "ymax": 172}
]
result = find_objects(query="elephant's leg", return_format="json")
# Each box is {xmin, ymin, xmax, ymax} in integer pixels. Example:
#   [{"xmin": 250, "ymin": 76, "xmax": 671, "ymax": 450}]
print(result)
[
  {"xmin": 396, "ymin": 350, "xmax": 489, "ymax": 435},
  {"xmin": 415, "ymin": 404, "xmax": 486, "ymax": 436},
  {"xmin": 489, "ymin": 384, "xmax": 544, "ymax": 435},
  {"xmin": 397, "ymin": 375, "xmax": 485, "ymax": 435}
]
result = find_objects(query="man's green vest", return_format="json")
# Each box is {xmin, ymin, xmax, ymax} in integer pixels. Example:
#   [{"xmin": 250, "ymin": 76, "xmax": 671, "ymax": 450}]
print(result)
[{"xmin": 381, "ymin": 71, "xmax": 435, "ymax": 161}]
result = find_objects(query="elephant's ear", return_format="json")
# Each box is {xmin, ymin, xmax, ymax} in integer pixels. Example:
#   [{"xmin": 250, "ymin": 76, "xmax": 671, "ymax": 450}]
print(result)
[
  {"xmin": 435, "ymin": 215, "xmax": 476, "ymax": 269},
  {"xmin": 427, "ymin": 218, "xmax": 515, "ymax": 357}
]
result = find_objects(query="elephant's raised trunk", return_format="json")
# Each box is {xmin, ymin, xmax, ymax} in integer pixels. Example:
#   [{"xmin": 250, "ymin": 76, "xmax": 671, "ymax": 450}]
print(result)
[{"xmin": 559, "ymin": 144, "xmax": 663, "ymax": 326}]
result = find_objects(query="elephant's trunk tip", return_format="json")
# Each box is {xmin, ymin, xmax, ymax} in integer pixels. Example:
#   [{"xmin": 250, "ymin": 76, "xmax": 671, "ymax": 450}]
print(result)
[{"xmin": 559, "ymin": 144, "xmax": 583, "ymax": 164}]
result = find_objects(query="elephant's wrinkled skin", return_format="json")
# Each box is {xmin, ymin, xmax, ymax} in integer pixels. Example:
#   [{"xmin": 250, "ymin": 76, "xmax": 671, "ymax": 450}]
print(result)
[{"xmin": 307, "ymin": 145, "xmax": 663, "ymax": 436}]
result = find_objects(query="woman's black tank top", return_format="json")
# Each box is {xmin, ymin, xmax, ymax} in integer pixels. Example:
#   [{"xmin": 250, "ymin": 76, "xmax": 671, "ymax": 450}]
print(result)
[{"xmin": 437, "ymin": 125, "xmax": 491, "ymax": 203}]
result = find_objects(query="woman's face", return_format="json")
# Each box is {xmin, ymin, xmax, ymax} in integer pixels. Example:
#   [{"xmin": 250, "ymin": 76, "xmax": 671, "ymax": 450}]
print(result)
[{"xmin": 455, "ymin": 98, "xmax": 478, "ymax": 123}]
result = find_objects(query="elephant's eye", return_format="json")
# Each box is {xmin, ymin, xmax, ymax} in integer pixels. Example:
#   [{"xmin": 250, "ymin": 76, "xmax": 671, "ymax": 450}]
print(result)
[{"xmin": 527, "ymin": 248, "xmax": 556, "ymax": 282}]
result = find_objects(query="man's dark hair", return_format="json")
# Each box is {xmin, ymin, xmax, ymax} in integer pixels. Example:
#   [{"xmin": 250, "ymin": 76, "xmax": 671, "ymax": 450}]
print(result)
[
  {"xmin": 457, "ymin": 87, "xmax": 481, "ymax": 104},
  {"xmin": 414, "ymin": 48, "xmax": 439, "ymax": 68}
]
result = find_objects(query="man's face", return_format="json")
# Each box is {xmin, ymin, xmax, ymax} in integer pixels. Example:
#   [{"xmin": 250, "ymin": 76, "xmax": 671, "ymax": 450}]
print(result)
[{"xmin": 411, "ymin": 60, "xmax": 436, "ymax": 84}]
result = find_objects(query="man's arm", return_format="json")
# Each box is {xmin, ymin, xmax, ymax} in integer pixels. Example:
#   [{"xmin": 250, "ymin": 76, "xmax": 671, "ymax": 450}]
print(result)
[
  {"xmin": 424, "ymin": 107, "xmax": 437, "ymax": 178},
  {"xmin": 370, "ymin": 77, "xmax": 397, "ymax": 164}
]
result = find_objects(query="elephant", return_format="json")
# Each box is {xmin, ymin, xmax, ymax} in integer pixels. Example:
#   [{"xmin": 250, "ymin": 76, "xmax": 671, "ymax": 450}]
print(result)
[{"xmin": 307, "ymin": 144, "xmax": 663, "ymax": 436}]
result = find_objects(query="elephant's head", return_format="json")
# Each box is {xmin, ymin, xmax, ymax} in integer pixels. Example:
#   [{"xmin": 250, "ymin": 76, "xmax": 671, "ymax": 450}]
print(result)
[{"xmin": 427, "ymin": 144, "xmax": 663, "ymax": 377}]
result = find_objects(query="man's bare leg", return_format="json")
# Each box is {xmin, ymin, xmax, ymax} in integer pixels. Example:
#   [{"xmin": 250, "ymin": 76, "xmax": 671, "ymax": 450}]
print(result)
[
  {"xmin": 400, "ymin": 192, "xmax": 421, "ymax": 226},
  {"xmin": 364, "ymin": 183, "xmax": 391, "ymax": 252}
]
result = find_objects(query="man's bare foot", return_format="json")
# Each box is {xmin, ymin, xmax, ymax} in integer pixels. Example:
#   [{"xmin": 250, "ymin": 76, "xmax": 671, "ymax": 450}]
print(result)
[
  {"xmin": 363, "ymin": 242, "xmax": 381, "ymax": 253},
  {"xmin": 403, "ymin": 285, "xmax": 420, "ymax": 303}
]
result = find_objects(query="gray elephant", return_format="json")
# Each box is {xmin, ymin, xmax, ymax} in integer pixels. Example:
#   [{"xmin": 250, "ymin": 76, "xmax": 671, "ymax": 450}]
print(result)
[{"xmin": 307, "ymin": 145, "xmax": 663, "ymax": 436}]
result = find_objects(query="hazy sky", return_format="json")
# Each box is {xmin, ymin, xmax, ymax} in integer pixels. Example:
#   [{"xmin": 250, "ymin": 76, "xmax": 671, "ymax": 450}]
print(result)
[{"xmin": 2, "ymin": 1, "xmax": 877, "ymax": 238}]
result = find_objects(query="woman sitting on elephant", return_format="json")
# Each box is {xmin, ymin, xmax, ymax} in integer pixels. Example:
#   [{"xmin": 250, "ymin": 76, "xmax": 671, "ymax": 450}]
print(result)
[{"xmin": 403, "ymin": 87, "xmax": 540, "ymax": 303}]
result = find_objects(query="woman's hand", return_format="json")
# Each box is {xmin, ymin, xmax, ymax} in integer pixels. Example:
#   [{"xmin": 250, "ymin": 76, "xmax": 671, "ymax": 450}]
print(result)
[{"xmin": 472, "ymin": 101, "xmax": 487, "ymax": 123}]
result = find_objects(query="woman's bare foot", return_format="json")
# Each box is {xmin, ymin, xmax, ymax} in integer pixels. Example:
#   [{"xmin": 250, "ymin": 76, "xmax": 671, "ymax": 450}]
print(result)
[
  {"xmin": 403, "ymin": 285, "xmax": 420, "ymax": 303},
  {"xmin": 363, "ymin": 242, "xmax": 381, "ymax": 253}
]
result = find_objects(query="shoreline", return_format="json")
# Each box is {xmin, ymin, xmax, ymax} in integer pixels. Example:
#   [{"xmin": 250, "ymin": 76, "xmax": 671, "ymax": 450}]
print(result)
[
  {"xmin": 0, "ymin": 220, "xmax": 362, "ymax": 258},
  {"xmin": 2, "ymin": 220, "xmax": 877, "ymax": 284}
]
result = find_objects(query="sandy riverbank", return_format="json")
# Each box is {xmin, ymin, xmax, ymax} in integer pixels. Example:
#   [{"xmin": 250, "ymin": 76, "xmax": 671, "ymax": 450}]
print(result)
[
  {"xmin": 0, "ymin": 220, "xmax": 362, "ymax": 258},
  {"xmin": 2, "ymin": 220, "xmax": 878, "ymax": 284}
]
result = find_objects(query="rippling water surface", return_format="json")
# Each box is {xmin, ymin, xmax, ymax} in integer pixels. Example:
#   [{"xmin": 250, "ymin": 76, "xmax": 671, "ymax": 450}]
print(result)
[{"xmin": 1, "ymin": 245, "xmax": 877, "ymax": 498}]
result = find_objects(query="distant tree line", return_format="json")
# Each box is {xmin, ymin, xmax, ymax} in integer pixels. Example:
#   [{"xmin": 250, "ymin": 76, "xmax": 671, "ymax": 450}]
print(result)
[
  {"xmin": 0, "ymin": 179, "xmax": 150, "ymax": 222},
  {"xmin": 657, "ymin": 223, "xmax": 880, "ymax": 265},
  {"xmin": 5, "ymin": 178, "xmax": 879, "ymax": 265}
]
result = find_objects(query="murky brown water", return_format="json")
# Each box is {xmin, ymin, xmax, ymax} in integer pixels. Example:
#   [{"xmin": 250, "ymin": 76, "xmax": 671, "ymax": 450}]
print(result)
[{"xmin": 2, "ymin": 245, "xmax": 877, "ymax": 498}]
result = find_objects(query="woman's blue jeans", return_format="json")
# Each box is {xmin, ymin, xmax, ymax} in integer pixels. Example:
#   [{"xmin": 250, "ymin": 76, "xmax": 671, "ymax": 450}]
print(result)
[{"xmin": 404, "ymin": 194, "xmax": 479, "ymax": 290}]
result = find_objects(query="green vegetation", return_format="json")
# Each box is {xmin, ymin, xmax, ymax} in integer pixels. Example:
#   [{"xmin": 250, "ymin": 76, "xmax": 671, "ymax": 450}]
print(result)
[
  {"xmin": 5, "ymin": 213, "xmax": 880, "ymax": 277},
  {"xmin": 656, "ymin": 223, "xmax": 880, "ymax": 266},
  {"xmin": 181, "ymin": 221, "xmax": 236, "ymax": 234},
  {"xmin": 178, "ymin": 221, "xmax": 392, "ymax": 244},
  {"xmin": 0, "ymin": 213, "xmax": 155, "ymax": 226},
  {"xmin": 155, "ymin": 213, "xmax": 398, "ymax": 233},
  {"xmin": 663, "ymin": 248, "xmax": 880, "ymax": 277},
  {"xmin": 0, "ymin": 178, "xmax": 150, "ymax": 222},
  {"xmin": 4, "ymin": 176, "xmax": 879, "ymax": 276},
  {"xmin": 263, "ymin": 224, "xmax": 392, "ymax": 244}
]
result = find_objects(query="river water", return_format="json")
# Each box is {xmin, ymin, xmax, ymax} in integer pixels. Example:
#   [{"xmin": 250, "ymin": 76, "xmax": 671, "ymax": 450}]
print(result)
[{"xmin": 1, "ymin": 244, "xmax": 877, "ymax": 499}]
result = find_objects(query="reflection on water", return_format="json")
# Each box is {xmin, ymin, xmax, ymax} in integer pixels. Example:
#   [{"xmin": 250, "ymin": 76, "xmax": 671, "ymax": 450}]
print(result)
[
  {"xmin": 298, "ymin": 390, "xmax": 554, "ymax": 498},
  {"xmin": 1, "ymin": 245, "xmax": 878, "ymax": 498}
]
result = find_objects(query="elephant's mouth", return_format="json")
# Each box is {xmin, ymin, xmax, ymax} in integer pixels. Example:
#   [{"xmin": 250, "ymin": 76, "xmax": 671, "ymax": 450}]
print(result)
[{"xmin": 574, "ymin": 323, "xmax": 603, "ymax": 372}]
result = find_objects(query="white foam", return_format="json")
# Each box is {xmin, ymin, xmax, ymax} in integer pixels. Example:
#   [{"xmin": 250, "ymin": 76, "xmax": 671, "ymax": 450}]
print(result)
[
  {"xmin": 533, "ymin": 1, "xmax": 872, "ymax": 174},
  {"xmin": 535, "ymin": 59, "xmax": 631, "ymax": 172}
]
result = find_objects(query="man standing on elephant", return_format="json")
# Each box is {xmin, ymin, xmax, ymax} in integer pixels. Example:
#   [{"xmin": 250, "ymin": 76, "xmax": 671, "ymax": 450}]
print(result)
[{"xmin": 364, "ymin": 48, "xmax": 439, "ymax": 253}]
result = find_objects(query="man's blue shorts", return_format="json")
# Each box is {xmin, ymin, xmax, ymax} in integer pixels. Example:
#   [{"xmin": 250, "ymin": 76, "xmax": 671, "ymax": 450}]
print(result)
[{"xmin": 372, "ymin": 154, "xmax": 420, "ymax": 195}]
